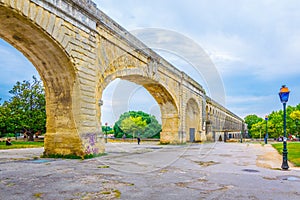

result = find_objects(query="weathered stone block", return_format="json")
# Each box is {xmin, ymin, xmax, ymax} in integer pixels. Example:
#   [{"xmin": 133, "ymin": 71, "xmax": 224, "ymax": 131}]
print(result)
[
  {"xmin": 8, "ymin": 0, "xmax": 15, "ymax": 8},
  {"xmin": 46, "ymin": 13, "xmax": 56, "ymax": 34},
  {"xmin": 15, "ymin": 0, "xmax": 22, "ymax": 11},
  {"xmin": 51, "ymin": 17, "xmax": 63, "ymax": 39},
  {"xmin": 28, "ymin": 2, "xmax": 37, "ymax": 21},
  {"xmin": 60, "ymin": 34, "xmax": 70, "ymax": 48},
  {"xmin": 35, "ymin": 6, "xmax": 43, "ymax": 25}
]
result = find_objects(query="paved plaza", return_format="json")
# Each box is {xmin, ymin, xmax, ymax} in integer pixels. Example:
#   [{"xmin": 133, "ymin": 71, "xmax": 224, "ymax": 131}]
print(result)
[{"xmin": 0, "ymin": 142, "xmax": 300, "ymax": 200}]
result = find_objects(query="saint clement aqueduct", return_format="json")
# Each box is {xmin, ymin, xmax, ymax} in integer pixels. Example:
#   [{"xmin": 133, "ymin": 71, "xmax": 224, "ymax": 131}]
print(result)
[{"xmin": 0, "ymin": 0, "xmax": 246, "ymax": 157}]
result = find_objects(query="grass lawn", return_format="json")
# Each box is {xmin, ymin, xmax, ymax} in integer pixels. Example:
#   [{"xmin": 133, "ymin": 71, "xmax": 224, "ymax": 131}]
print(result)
[
  {"xmin": 0, "ymin": 140, "xmax": 44, "ymax": 149},
  {"xmin": 272, "ymin": 142, "xmax": 300, "ymax": 167}
]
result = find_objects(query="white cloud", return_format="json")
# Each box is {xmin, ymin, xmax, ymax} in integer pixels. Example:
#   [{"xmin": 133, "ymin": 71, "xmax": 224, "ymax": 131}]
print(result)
[
  {"xmin": 225, "ymin": 94, "xmax": 279, "ymax": 118},
  {"xmin": 226, "ymin": 95, "xmax": 270, "ymax": 105},
  {"xmin": 95, "ymin": 0, "xmax": 300, "ymax": 120}
]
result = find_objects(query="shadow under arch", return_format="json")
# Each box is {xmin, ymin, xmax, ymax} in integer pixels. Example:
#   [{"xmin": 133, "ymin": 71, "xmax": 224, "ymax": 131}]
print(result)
[
  {"xmin": 99, "ymin": 68, "xmax": 181, "ymax": 144},
  {"xmin": 0, "ymin": 5, "xmax": 82, "ymax": 155}
]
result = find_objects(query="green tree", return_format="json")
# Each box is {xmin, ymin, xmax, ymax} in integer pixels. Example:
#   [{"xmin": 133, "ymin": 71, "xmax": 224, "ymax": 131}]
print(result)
[
  {"xmin": 113, "ymin": 111, "xmax": 161, "ymax": 138},
  {"xmin": 249, "ymin": 121, "xmax": 265, "ymax": 139},
  {"xmin": 244, "ymin": 114, "xmax": 263, "ymax": 137},
  {"xmin": 102, "ymin": 125, "xmax": 112, "ymax": 133},
  {"xmin": 120, "ymin": 116, "xmax": 147, "ymax": 138},
  {"xmin": 0, "ymin": 104, "xmax": 12, "ymax": 137},
  {"xmin": 290, "ymin": 110, "xmax": 300, "ymax": 120},
  {"xmin": 286, "ymin": 105, "xmax": 296, "ymax": 135},
  {"xmin": 268, "ymin": 111, "xmax": 283, "ymax": 138},
  {"xmin": 290, "ymin": 110, "xmax": 300, "ymax": 136},
  {"xmin": 0, "ymin": 76, "xmax": 46, "ymax": 140},
  {"xmin": 143, "ymin": 116, "xmax": 161, "ymax": 138},
  {"xmin": 113, "ymin": 123, "xmax": 124, "ymax": 138},
  {"xmin": 102, "ymin": 125, "xmax": 114, "ymax": 136}
]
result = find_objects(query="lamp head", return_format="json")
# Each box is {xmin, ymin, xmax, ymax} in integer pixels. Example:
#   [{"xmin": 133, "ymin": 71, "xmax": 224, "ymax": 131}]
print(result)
[
  {"xmin": 279, "ymin": 85, "xmax": 290, "ymax": 103},
  {"xmin": 265, "ymin": 115, "xmax": 268, "ymax": 121}
]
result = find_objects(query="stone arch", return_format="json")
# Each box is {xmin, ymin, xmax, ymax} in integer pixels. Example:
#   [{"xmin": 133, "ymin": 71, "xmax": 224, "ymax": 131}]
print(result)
[
  {"xmin": 99, "ymin": 69, "xmax": 180, "ymax": 144},
  {"xmin": 0, "ymin": 3, "xmax": 84, "ymax": 156},
  {"xmin": 185, "ymin": 98, "xmax": 201, "ymax": 142}
]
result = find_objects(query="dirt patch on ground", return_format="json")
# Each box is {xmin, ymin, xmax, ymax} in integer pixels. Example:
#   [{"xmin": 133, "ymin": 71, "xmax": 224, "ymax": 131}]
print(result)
[
  {"xmin": 256, "ymin": 144, "xmax": 293, "ymax": 169},
  {"xmin": 195, "ymin": 160, "xmax": 219, "ymax": 167},
  {"xmin": 256, "ymin": 153, "xmax": 281, "ymax": 169}
]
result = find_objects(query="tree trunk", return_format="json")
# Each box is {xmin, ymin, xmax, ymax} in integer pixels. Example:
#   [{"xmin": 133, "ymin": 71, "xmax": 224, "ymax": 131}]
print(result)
[
  {"xmin": 25, "ymin": 130, "xmax": 34, "ymax": 141},
  {"xmin": 28, "ymin": 132, "xmax": 34, "ymax": 141}
]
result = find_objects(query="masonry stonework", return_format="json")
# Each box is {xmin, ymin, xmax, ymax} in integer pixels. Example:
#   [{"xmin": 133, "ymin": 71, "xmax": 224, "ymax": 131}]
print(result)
[{"xmin": 0, "ymin": 0, "xmax": 245, "ymax": 157}]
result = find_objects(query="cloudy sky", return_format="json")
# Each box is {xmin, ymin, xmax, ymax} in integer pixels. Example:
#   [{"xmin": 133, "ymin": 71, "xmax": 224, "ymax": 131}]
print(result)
[
  {"xmin": 97, "ymin": 0, "xmax": 300, "ymax": 124},
  {"xmin": 1, "ymin": 0, "xmax": 300, "ymax": 125}
]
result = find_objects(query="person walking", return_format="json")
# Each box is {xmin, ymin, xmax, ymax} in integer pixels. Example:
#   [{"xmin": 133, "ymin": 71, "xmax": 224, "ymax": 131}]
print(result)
[{"xmin": 137, "ymin": 136, "xmax": 141, "ymax": 145}]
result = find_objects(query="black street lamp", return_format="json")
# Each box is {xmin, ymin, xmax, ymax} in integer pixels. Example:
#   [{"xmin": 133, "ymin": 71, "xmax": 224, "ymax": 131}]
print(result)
[
  {"xmin": 296, "ymin": 119, "xmax": 299, "ymax": 141},
  {"xmin": 278, "ymin": 85, "xmax": 290, "ymax": 170},
  {"xmin": 104, "ymin": 122, "xmax": 108, "ymax": 143},
  {"xmin": 265, "ymin": 115, "xmax": 268, "ymax": 144}
]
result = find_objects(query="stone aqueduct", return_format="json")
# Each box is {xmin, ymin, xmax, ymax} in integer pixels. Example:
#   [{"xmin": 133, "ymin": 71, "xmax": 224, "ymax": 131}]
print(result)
[{"xmin": 0, "ymin": 0, "xmax": 245, "ymax": 157}]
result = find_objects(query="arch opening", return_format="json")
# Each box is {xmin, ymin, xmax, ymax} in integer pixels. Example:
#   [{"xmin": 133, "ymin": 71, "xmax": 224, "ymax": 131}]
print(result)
[
  {"xmin": 0, "ymin": 38, "xmax": 43, "ymax": 141},
  {"xmin": 101, "ymin": 78, "xmax": 161, "ymax": 139},
  {"xmin": 185, "ymin": 98, "xmax": 201, "ymax": 142},
  {"xmin": 99, "ymin": 74, "xmax": 180, "ymax": 144},
  {"xmin": 0, "ymin": 5, "xmax": 82, "ymax": 156}
]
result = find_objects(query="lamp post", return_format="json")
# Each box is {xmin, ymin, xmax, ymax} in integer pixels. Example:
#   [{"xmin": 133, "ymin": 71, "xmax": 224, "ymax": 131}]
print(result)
[
  {"xmin": 104, "ymin": 122, "xmax": 108, "ymax": 143},
  {"xmin": 278, "ymin": 85, "xmax": 290, "ymax": 170},
  {"xmin": 259, "ymin": 124, "xmax": 262, "ymax": 142},
  {"xmin": 265, "ymin": 115, "xmax": 268, "ymax": 144},
  {"xmin": 296, "ymin": 119, "xmax": 299, "ymax": 141}
]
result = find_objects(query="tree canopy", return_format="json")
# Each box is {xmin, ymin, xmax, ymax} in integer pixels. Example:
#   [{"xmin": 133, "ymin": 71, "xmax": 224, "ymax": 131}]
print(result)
[
  {"xmin": 244, "ymin": 114, "xmax": 263, "ymax": 137},
  {"xmin": 113, "ymin": 111, "xmax": 161, "ymax": 139},
  {"xmin": 244, "ymin": 104, "xmax": 300, "ymax": 139},
  {"xmin": 0, "ymin": 76, "xmax": 46, "ymax": 140}
]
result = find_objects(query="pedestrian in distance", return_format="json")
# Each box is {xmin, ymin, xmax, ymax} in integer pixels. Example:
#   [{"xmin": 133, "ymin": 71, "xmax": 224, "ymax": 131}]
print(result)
[
  {"xmin": 137, "ymin": 136, "xmax": 141, "ymax": 145},
  {"xmin": 6, "ymin": 138, "xmax": 12, "ymax": 146}
]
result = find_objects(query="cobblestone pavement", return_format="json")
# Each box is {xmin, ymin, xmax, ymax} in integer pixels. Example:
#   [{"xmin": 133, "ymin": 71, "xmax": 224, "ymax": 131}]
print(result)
[{"xmin": 0, "ymin": 142, "xmax": 299, "ymax": 200}]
